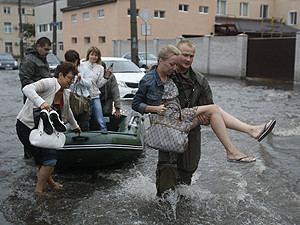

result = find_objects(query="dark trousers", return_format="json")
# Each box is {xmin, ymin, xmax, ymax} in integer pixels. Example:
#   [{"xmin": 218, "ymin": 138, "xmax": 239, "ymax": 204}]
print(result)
[{"xmin": 156, "ymin": 127, "xmax": 201, "ymax": 195}]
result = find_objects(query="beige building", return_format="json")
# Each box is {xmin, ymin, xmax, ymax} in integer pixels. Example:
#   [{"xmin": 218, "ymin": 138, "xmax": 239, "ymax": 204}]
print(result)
[
  {"xmin": 216, "ymin": 0, "xmax": 300, "ymax": 36},
  {"xmin": 61, "ymin": 0, "xmax": 216, "ymax": 58},
  {"xmin": 0, "ymin": 0, "xmax": 35, "ymax": 57}
]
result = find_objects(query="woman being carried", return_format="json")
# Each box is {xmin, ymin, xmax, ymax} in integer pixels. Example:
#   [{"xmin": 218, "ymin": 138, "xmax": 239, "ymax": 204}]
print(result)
[{"xmin": 132, "ymin": 45, "xmax": 276, "ymax": 163}]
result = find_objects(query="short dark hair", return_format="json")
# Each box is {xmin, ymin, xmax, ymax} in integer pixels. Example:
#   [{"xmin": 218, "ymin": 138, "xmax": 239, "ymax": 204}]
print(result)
[
  {"xmin": 65, "ymin": 49, "xmax": 80, "ymax": 66},
  {"xmin": 36, "ymin": 37, "xmax": 51, "ymax": 48},
  {"xmin": 54, "ymin": 62, "xmax": 78, "ymax": 78}
]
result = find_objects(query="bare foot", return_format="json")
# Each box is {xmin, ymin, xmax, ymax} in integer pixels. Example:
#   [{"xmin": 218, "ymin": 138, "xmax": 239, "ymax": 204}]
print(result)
[
  {"xmin": 51, "ymin": 182, "xmax": 63, "ymax": 189},
  {"xmin": 35, "ymin": 191, "xmax": 52, "ymax": 198}
]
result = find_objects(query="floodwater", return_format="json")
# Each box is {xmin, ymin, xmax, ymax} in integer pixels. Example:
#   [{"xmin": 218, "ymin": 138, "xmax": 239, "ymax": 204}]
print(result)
[{"xmin": 0, "ymin": 70, "xmax": 299, "ymax": 225}]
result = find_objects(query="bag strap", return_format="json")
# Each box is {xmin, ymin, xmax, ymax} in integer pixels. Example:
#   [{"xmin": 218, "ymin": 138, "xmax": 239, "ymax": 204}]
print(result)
[
  {"xmin": 74, "ymin": 80, "xmax": 84, "ymax": 96},
  {"xmin": 163, "ymin": 101, "xmax": 183, "ymax": 121}
]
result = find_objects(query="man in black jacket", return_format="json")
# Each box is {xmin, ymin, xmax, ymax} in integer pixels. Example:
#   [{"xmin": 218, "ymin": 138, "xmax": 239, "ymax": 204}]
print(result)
[{"xmin": 156, "ymin": 40, "xmax": 214, "ymax": 195}]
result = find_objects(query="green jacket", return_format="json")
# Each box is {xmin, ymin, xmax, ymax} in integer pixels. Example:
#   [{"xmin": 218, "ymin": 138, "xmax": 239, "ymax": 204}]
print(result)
[
  {"xmin": 100, "ymin": 74, "xmax": 121, "ymax": 115},
  {"xmin": 19, "ymin": 47, "xmax": 51, "ymax": 89}
]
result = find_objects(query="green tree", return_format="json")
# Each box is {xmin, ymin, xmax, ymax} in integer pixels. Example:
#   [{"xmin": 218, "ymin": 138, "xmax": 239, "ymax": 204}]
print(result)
[{"xmin": 22, "ymin": 23, "xmax": 35, "ymax": 39}]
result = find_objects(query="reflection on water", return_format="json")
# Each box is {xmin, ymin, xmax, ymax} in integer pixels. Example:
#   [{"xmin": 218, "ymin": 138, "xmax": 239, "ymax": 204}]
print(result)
[{"xmin": 0, "ymin": 71, "xmax": 299, "ymax": 225}]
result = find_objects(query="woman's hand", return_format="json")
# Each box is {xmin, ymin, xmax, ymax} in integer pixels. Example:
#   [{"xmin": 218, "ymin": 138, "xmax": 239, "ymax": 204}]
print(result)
[
  {"xmin": 156, "ymin": 104, "xmax": 167, "ymax": 116},
  {"xmin": 196, "ymin": 114, "xmax": 210, "ymax": 126},
  {"xmin": 40, "ymin": 102, "xmax": 52, "ymax": 111},
  {"xmin": 73, "ymin": 127, "xmax": 82, "ymax": 135}
]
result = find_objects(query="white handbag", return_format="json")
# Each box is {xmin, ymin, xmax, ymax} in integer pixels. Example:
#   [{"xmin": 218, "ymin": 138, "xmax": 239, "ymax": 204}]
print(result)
[{"xmin": 29, "ymin": 117, "xmax": 66, "ymax": 149}]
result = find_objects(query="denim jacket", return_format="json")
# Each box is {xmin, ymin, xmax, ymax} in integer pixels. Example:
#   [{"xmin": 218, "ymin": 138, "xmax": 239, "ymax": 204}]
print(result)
[{"xmin": 132, "ymin": 67, "xmax": 164, "ymax": 115}]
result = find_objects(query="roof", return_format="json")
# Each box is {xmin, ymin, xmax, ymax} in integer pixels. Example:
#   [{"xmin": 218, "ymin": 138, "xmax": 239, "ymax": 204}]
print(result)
[
  {"xmin": 216, "ymin": 16, "xmax": 299, "ymax": 36},
  {"xmin": 0, "ymin": 0, "xmax": 38, "ymax": 5},
  {"xmin": 61, "ymin": 0, "xmax": 116, "ymax": 12}
]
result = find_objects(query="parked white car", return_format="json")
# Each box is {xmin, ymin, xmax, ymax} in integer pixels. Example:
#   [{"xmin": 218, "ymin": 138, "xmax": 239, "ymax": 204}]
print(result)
[{"xmin": 101, "ymin": 57, "xmax": 145, "ymax": 99}]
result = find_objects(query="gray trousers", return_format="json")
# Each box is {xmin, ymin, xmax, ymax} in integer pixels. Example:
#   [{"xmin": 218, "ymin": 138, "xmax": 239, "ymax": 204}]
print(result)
[{"xmin": 156, "ymin": 127, "xmax": 201, "ymax": 195}]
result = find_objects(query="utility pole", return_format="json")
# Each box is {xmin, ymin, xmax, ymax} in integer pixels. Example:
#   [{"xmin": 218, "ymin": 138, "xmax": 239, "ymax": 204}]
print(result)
[
  {"xmin": 130, "ymin": 0, "xmax": 139, "ymax": 66},
  {"xmin": 18, "ymin": 0, "xmax": 24, "ymax": 59},
  {"xmin": 52, "ymin": 0, "xmax": 57, "ymax": 55}
]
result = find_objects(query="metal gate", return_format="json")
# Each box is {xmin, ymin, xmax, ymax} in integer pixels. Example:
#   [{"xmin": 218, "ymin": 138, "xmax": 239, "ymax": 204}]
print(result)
[{"xmin": 246, "ymin": 38, "xmax": 296, "ymax": 81}]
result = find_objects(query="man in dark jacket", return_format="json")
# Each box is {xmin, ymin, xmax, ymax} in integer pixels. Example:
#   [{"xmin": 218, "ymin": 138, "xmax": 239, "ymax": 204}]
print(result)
[
  {"xmin": 19, "ymin": 37, "xmax": 51, "ymax": 91},
  {"xmin": 156, "ymin": 40, "xmax": 214, "ymax": 195},
  {"xmin": 18, "ymin": 37, "xmax": 51, "ymax": 158}
]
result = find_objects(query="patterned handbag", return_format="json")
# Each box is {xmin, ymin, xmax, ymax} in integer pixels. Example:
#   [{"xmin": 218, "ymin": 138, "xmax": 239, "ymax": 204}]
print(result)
[{"xmin": 144, "ymin": 101, "xmax": 192, "ymax": 153}]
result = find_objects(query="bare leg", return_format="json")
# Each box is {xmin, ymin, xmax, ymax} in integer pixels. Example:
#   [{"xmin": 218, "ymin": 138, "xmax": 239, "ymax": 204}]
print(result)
[
  {"xmin": 191, "ymin": 105, "xmax": 253, "ymax": 161},
  {"xmin": 48, "ymin": 176, "xmax": 63, "ymax": 189},
  {"xmin": 35, "ymin": 165, "xmax": 54, "ymax": 198},
  {"xmin": 218, "ymin": 106, "xmax": 273, "ymax": 139}
]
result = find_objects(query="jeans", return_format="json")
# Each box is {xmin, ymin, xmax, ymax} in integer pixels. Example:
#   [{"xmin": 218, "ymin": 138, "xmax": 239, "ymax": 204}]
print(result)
[{"xmin": 91, "ymin": 98, "xmax": 107, "ymax": 131}]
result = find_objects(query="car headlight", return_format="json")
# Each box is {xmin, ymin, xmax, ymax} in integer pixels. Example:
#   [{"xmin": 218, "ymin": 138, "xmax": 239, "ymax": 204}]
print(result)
[
  {"xmin": 14, "ymin": 61, "xmax": 18, "ymax": 66},
  {"xmin": 117, "ymin": 81, "xmax": 128, "ymax": 87}
]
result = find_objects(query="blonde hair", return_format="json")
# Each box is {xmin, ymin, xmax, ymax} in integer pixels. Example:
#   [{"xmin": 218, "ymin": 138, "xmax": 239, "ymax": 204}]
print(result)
[
  {"xmin": 86, "ymin": 46, "xmax": 101, "ymax": 64},
  {"xmin": 176, "ymin": 39, "xmax": 195, "ymax": 51},
  {"xmin": 149, "ymin": 45, "xmax": 181, "ymax": 71}
]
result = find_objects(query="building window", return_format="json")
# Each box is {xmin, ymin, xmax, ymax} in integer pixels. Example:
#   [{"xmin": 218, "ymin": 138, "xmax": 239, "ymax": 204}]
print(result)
[
  {"xmin": 217, "ymin": 0, "xmax": 227, "ymax": 15},
  {"xmin": 98, "ymin": 9, "xmax": 104, "ymax": 18},
  {"xmin": 289, "ymin": 11, "xmax": 298, "ymax": 25},
  {"xmin": 38, "ymin": 24, "xmax": 48, "ymax": 32},
  {"xmin": 5, "ymin": 42, "xmax": 13, "ymax": 53},
  {"xmin": 240, "ymin": 2, "xmax": 248, "ymax": 17},
  {"xmin": 4, "ymin": 6, "xmax": 11, "ymax": 14},
  {"xmin": 154, "ymin": 10, "xmax": 165, "ymax": 19},
  {"xmin": 84, "ymin": 37, "xmax": 90, "ymax": 44},
  {"xmin": 72, "ymin": 14, "xmax": 77, "ymax": 22},
  {"xmin": 199, "ymin": 6, "xmax": 209, "ymax": 14},
  {"xmin": 21, "ymin": 8, "xmax": 25, "ymax": 14},
  {"xmin": 99, "ymin": 36, "xmax": 106, "ymax": 44},
  {"xmin": 58, "ymin": 42, "xmax": 63, "ymax": 51},
  {"xmin": 4, "ymin": 22, "xmax": 12, "ymax": 33},
  {"xmin": 179, "ymin": 4, "xmax": 189, "ymax": 12},
  {"xmin": 83, "ymin": 12, "xmax": 89, "ymax": 20},
  {"xmin": 127, "ymin": 8, "xmax": 139, "ymax": 17},
  {"xmin": 72, "ymin": 37, "xmax": 77, "ymax": 44},
  {"xmin": 260, "ymin": 5, "xmax": 269, "ymax": 18},
  {"xmin": 58, "ymin": 21, "xmax": 63, "ymax": 30}
]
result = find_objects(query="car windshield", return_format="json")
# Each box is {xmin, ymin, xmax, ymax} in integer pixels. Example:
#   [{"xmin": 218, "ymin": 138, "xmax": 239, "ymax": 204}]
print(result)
[
  {"xmin": 46, "ymin": 54, "xmax": 60, "ymax": 65},
  {"xmin": 0, "ymin": 54, "xmax": 15, "ymax": 61},
  {"xmin": 103, "ymin": 60, "xmax": 142, "ymax": 73},
  {"xmin": 139, "ymin": 53, "xmax": 157, "ymax": 60}
]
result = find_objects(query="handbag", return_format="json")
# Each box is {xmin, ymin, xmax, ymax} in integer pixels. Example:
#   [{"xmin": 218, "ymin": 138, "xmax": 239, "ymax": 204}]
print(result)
[
  {"xmin": 29, "ymin": 117, "xmax": 66, "ymax": 149},
  {"xmin": 143, "ymin": 101, "xmax": 192, "ymax": 153},
  {"xmin": 70, "ymin": 81, "xmax": 90, "ymax": 116}
]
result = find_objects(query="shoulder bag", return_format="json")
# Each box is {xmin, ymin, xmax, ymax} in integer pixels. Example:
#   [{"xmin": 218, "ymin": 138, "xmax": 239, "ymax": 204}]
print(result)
[
  {"xmin": 144, "ymin": 101, "xmax": 192, "ymax": 153},
  {"xmin": 70, "ymin": 81, "xmax": 90, "ymax": 116}
]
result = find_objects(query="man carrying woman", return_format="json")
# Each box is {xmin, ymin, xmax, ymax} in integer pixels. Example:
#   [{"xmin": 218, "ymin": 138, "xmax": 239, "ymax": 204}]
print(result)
[{"xmin": 132, "ymin": 45, "xmax": 276, "ymax": 196}]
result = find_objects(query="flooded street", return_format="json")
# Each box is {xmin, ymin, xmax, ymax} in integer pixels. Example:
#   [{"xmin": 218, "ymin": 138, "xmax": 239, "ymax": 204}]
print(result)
[{"xmin": 0, "ymin": 70, "xmax": 299, "ymax": 225}]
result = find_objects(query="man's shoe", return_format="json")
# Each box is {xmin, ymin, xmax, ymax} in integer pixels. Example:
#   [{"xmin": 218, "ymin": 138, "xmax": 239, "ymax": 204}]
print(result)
[
  {"xmin": 40, "ymin": 110, "xmax": 53, "ymax": 135},
  {"xmin": 49, "ymin": 110, "xmax": 66, "ymax": 132}
]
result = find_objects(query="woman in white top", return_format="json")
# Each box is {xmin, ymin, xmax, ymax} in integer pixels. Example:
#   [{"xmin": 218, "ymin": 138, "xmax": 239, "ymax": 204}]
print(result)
[
  {"xmin": 83, "ymin": 46, "xmax": 108, "ymax": 131},
  {"xmin": 16, "ymin": 62, "xmax": 81, "ymax": 197}
]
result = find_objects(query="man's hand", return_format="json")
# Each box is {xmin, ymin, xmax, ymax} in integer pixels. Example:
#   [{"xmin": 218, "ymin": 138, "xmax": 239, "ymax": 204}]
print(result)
[
  {"xmin": 196, "ymin": 113, "xmax": 210, "ymax": 126},
  {"xmin": 114, "ymin": 108, "xmax": 122, "ymax": 119},
  {"xmin": 73, "ymin": 127, "xmax": 82, "ymax": 135}
]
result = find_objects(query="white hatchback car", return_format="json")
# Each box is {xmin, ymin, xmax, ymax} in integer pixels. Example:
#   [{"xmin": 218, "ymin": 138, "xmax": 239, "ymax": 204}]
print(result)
[{"xmin": 101, "ymin": 57, "xmax": 145, "ymax": 99}]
